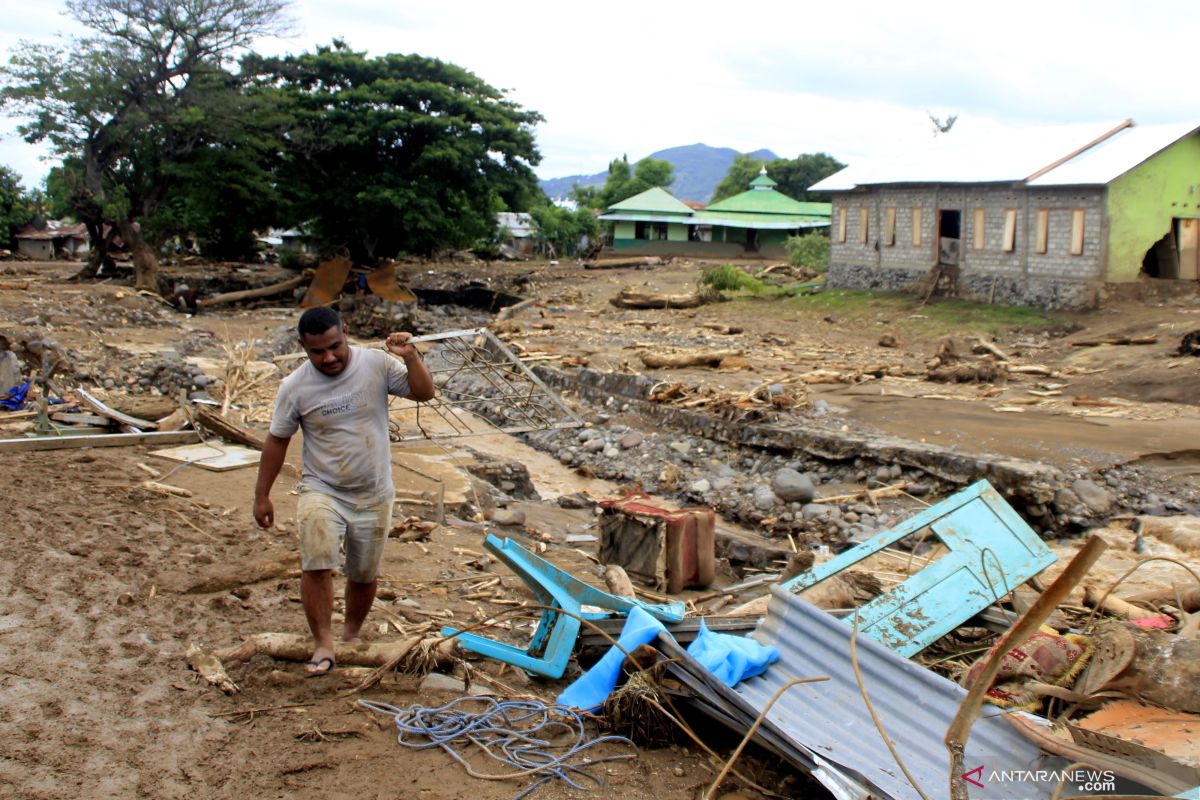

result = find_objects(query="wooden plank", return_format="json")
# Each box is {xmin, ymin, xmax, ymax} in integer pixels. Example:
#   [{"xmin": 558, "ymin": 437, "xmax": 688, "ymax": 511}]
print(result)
[
  {"xmin": 973, "ymin": 208, "xmax": 986, "ymax": 250},
  {"xmin": 78, "ymin": 388, "xmax": 157, "ymax": 430},
  {"xmin": 150, "ymin": 442, "xmax": 260, "ymax": 471},
  {"xmin": 1035, "ymin": 208, "xmax": 1050, "ymax": 254},
  {"xmin": 0, "ymin": 430, "xmax": 199, "ymax": 453},
  {"xmin": 858, "ymin": 206, "xmax": 869, "ymax": 244},
  {"xmin": 1003, "ymin": 208, "xmax": 1017, "ymax": 252},
  {"xmin": 1071, "ymin": 208, "xmax": 1086, "ymax": 256},
  {"xmin": 884, "ymin": 207, "xmax": 896, "ymax": 246},
  {"xmin": 911, "ymin": 207, "xmax": 923, "ymax": 247}
]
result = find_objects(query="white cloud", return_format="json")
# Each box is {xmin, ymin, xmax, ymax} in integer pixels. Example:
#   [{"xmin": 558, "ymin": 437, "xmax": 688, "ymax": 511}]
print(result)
[{"xmin": 1, "ymin": 0, "xmax": 1199, "ymax": 187}]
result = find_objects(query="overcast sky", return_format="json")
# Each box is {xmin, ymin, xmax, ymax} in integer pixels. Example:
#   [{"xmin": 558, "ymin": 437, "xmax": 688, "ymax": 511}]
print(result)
[{"xmin": 1, "ymin": 0, "xmax": 1198, "ymax": 190}]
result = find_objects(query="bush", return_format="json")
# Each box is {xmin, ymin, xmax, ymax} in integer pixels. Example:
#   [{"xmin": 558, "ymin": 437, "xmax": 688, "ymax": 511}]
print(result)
[
  {"xmin": 700, "ymin": 263, "xmax": 765, "ymax": 296},
  {"xmin": 785, "ymin": 232, "xmax": 830, "ymax": 273}
]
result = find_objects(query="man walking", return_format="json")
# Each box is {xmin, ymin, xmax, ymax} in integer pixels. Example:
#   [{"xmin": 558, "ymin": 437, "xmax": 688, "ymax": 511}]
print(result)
[{"xmin": 254, "ymin": 307, "xmax": 435, "ymax": 675}]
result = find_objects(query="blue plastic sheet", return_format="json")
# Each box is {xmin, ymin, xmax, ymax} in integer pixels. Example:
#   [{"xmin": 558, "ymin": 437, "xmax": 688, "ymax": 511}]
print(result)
[
  {"xmin": 557, "ymin": 606, "xmax": 666, "ymax": 712},
  {"xmin": 686, "ymin": 618, "xmax": 779, "ymax": 686},
  {"xmin": 557, "ymin": 611, "xmax": 779, "ymax": 711},
  {"xmin": 0, "ymin": 381, "xmax": 29, "ymax": 411}
]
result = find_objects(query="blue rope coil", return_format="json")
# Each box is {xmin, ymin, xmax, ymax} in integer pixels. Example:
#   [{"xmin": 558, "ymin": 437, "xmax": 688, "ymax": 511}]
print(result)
[{"xmin": 359, "ymin": 695, "xmax": 636, "ymax": 800}]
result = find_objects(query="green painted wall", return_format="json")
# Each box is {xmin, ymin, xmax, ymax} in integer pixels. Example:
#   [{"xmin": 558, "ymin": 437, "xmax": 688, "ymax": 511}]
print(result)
[
  {"xmin": 1107, "ymin": 134, "xmax": 1200, "ymax": 281},
  {"xmin": 613, "ymin": 221, "xmax": 637, "ymax": 244},
  {"xmin": 760, "ymin": 230, "xmax": 790, "ymax": 246},
  {"xmin": 667, "ymin": 223, "xmax": 687, "ymax": 242},
  {"xmin": 721, "ymin": 227, "xmax": 747, "ymax": 244}
]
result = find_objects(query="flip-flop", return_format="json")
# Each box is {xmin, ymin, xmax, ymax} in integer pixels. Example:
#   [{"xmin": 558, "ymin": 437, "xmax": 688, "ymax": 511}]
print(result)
[{"xmin": 304, "ymin": 656, "xmax": 335, "ymax": 677}]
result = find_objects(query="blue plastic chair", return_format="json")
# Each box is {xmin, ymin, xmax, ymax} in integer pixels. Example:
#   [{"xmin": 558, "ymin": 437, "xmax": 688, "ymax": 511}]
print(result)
[
  {"xmin": 782, "ymin": 479, "xmax": 1055, "ymax": 657},
  {"xmin": 442, "ymin": 534, "xmax": 686, "ymax": 678}
]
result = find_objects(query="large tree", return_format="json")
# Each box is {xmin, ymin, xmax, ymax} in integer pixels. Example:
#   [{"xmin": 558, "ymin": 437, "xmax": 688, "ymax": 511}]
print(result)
[
  {"xmin": 572, "ymin": 155, "xmax": 675, "ymax": 210},
  {"xmin": 712, "ymin": 152, "xmax": 845, "ymax": 204},
  {"xmin": 248, "ymin": 41, "xmax": 544, "ymax": 261},
  {"xmin": 0, "ymin": 166, "xmax": 34, "ymax": 247},
  {"xmin": 1, "ymin": 0, "xmax": 289, "ymax": 290}
]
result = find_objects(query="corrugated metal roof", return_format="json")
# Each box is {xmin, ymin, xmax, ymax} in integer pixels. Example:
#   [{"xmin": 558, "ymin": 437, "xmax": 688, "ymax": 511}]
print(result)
[
  {"xmin": 706, "ymin": 187, "xmax": 828, "ymax": 216},
  {"xmin": 606, "ymin": 186, "xmax": 694, "ymax": 215},
  {"xmin": 735, "ymin": 586, "xmax": 1063, "ymax": 800},
  {"xmin": 599, "ymin": 209, "xmax": 829, "ymax": 230},
  {"xmin": 1029, "ymin": 121, "xmax": 1200, "ymax": 186},
  {"xmin": 811, "ymin": 119, "xmax": 1135, "ymax": 191},
  {"xmin": 15, "ymin": 221, "xmax": 88, "ymax": 240}
]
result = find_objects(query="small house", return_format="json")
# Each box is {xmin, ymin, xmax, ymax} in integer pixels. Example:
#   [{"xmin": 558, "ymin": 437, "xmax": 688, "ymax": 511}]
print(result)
[
  {"xmin": 14, "ymin": 221, "xmax": 89, "ymax": 260},
  {"xmin": 812, "ymin": 119, "xmax": 1200, "ymax": 308},
  {"xmin": 496, "ymin": 211, "xmax": 535, "ymax": 258},
  {"xmin": 599, "ymin": 173, "xmax": 831, "ymax": 259}
]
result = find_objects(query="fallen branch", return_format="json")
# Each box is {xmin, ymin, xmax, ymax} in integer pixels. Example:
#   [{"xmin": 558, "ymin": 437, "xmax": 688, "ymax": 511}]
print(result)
[
  {"xmin": 214, "ymin": 632, "xmax": 453, "ymax": 674},
  {"xmin": 186, "ymin": 643, "xmax": 239, "ymax": 694},
  {"xmin": 610, "ymin": 287, "xmax": 703, "ymax": 309},
  {"xmin": 1071, "ymin": 336, "xmax": 1158, "ymax": 347},
  {"xmin": 141, "ymin": 480, "xmax": 193, "ymax": 498},
  {"xmin": 640, "ymin": 349, "xmax": 740, "ymax": 369},
  {"xmin": 198, "ymin": 272, "xmax": 310, "ymax": 308},
  {"xmin": 1081, "ymin": 584, "xmax": 1160, "ymax": 621}
]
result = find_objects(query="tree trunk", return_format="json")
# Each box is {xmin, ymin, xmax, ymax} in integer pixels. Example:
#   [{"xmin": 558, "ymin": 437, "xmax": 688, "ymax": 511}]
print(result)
[{"xmin": 117, "ymin": 218, "xmax": 160, "ymax": 292}]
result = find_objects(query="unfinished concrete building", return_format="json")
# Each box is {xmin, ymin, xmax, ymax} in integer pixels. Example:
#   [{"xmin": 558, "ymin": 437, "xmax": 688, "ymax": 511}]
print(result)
[{"xmin": 812, "ymin": 120, "xmax": 1200, "ymax": 308}]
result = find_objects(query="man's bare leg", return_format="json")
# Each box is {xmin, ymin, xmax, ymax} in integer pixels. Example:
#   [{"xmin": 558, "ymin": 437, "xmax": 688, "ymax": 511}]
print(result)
[
  {"xmin": 343, "ymin": 579, "xmax": 377, "ymax": 642},
  {"xmin": 301, "ymin": 569, "xmax": 336, "ymax": 673}
]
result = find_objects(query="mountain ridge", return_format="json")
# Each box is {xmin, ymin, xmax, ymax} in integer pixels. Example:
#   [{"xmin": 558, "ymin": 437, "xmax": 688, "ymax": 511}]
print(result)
[{"xmin": 539, "ymin": 143, "xmax": 780, "ymax": 204}]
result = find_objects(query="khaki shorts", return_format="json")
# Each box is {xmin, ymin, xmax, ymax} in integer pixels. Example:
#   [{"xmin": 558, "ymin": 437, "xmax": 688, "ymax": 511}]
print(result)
[{"xmin": 297, "ymin": 491, "xmax": 394, "ymax": 583}]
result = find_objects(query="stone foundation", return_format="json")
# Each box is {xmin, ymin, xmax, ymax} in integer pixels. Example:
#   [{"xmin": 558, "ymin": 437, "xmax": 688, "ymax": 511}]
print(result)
[{"xmin": 826, "ymin": 263, "xmax": 1103, "ymax": 310}]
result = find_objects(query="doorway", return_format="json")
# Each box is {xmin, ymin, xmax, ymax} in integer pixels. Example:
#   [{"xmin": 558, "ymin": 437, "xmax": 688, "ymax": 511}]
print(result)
[
  {"xmin": 1178, "ymin": 218, "xmax": 1199, "ymax": 280},
  {"xmin": 937, "ymin": 210, "xmax": 961, "ymax": 265}
]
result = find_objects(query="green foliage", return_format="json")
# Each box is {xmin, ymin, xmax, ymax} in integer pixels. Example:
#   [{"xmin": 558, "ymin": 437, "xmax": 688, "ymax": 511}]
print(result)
[
  {"xmin": 0, "ymin": 166, "xmax": 35, "ymax": 246},
  {"xmin": 711, "ymin": 154, "xmax": 766, "ymax": 203},
  {"xmin": 712, "ymin": 152, "xmax": 846, "ymax": 204},
  {"xmin": 781, "ymin": 290, "xmax": 1055, "ymax": 336},
  {"xmin": 248, "ymin": 41, "xmax": 543, "ymax": 261},
  {"xmin": 700, "ymin": 263, "xmax": 766, "ymax": 296},
  {"xmin": 574, "ymin": 155, "xmax": 675, "ymax": 210},
  {"xmin": 529, "ymin": 203, "xmax": 598, "ymax": 258},
  {"xmin": 785, "ymin": 232, "xmax": 831, "ymax": 273},
  {"xmin": 0, "ymin": 0, "xmax": 290, "ymax": 276}
]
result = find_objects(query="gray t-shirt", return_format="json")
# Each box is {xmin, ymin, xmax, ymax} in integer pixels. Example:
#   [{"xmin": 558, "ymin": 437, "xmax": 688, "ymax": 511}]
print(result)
[{"xmin": 269, "ymin": 346, "xmax": 410, "ymax": 504}]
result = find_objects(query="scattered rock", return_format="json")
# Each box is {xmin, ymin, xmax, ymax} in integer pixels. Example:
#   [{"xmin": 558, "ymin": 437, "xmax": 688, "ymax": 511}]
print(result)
[{"xmin": 771, "ymin": 468, "xmax": 816, "ymax": 503}]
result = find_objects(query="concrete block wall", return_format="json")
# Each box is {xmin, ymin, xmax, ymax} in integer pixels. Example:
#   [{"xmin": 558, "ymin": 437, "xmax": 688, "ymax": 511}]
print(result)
[{"xmin": 826, "ymin": 184, "xmax": 1107, "ymax": 308}]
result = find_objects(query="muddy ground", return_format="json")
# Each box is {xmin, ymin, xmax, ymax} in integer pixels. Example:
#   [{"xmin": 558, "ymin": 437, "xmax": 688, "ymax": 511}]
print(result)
[{"xmin": 1, "ymin": 257, "xmax": 1199, "ymax": 800}]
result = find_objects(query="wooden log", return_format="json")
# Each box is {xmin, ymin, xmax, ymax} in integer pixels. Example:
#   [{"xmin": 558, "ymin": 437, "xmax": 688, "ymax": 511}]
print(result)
[
  {"xmin": 1070, "ymin": 336, "xmax": 1158, "ymax": 347},
  {"xmin": 640, "ymin": 349, "xmax": 741, "ymax": 369},
  {"xmin": 971, "ymin": 337, "xmax": 1009, "ymax": 361},
  {"xmin": 1081, "ymin": 584, "xmax": 1160, "ymax": 621},
  {"xmin": 493, "ymin": 297, "xmax": 536, "ymax": 323},
  {"xmin": 0, "ymin": 281, "xmax": 30, "ymax": 290},
  {"xmin": 610, "ymin": 288, "xmax": 703, "ymax": 309},
  {"xmin": 1122, "ymin": 585, "xmax": 1200, "ymax": 612},
  {"xmin": 198, "ymin": 272, "xmax": 310, "ymax": 308},
  {"xmin": 193, "ymin": 405, "xmax": 265, "ymax": 450},
  {"xmin": 214, "ymin": 632, "xmax": 453, "ymax": 671},
  {"xmin": 186, "ymin": 643, "xmax": 239, "ymax": 694},
  {"xmin": 585, "ymin": 256, "xmax": 663, "ymax": 270},
  {"xmin": 141, "ymin": 480, "xmax": 193, "ymax": 498},
  {"xmin": 603, "ymin": 565, "xmax": 637, "ymax": 600}
]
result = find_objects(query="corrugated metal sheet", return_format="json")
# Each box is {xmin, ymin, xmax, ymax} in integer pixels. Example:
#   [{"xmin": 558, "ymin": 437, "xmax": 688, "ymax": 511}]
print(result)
[
  {"xmin": 1029, "ymin": 121, "xmax": 1200, "ymax": 186},
  {"xmin": 810, "ymin": 119, "xmax": 1131, "ymax": 191},
  {"xmin": 735, "ymin": 586, "xmax": 1062, "ymax": 800}
]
